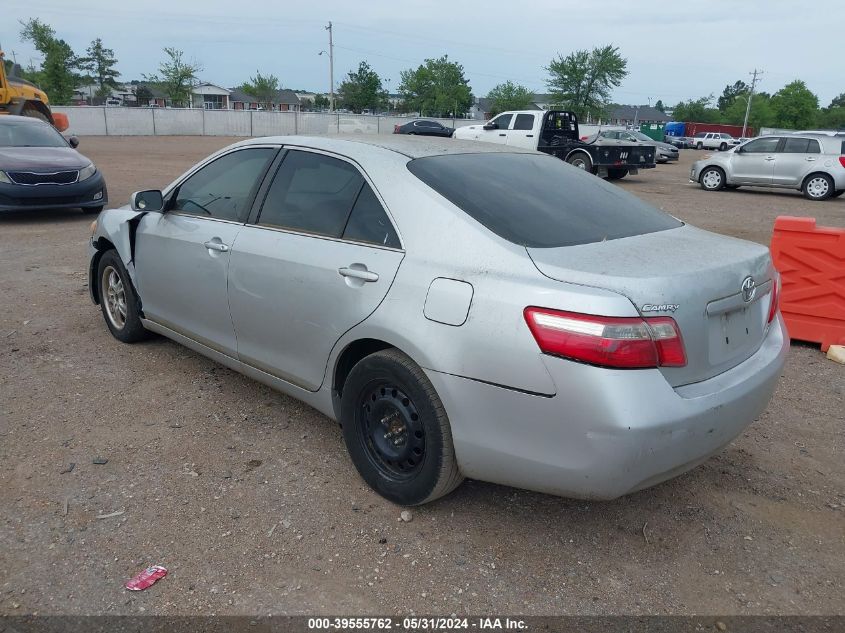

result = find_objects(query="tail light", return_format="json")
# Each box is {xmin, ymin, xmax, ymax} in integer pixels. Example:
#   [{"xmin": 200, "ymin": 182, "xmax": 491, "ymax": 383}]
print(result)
[
  {"xmin": 838, "ymin": 157, "xmax": 845, "ymax": 169},
  {"xmin": 768, "ymin": 275, "xmax": 780, "ymax": 324},
  {"xmin": 524, "ymin": 307, "xmax": 687, "ymax": 369},
  {"xmin": 394, "ymin": 125, "xmax": 400, "ymax": 134}
]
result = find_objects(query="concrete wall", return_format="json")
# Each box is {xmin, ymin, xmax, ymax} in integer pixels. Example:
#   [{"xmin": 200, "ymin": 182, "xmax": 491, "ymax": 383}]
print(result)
[{"xmin": 52, "ymin": 106, "xmax": 482, "ymax": 138}]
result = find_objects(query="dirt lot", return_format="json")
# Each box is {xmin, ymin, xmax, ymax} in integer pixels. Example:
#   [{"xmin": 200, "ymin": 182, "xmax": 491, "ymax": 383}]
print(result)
[{"xmin": 0, "ymin": 137, "xmax": 843, "ymax": 616}]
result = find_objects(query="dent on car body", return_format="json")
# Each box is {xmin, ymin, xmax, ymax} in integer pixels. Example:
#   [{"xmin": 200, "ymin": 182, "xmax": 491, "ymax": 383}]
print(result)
[{"xmin": 93, "ymin": 206, "xmax": 147, "ymax": 285}]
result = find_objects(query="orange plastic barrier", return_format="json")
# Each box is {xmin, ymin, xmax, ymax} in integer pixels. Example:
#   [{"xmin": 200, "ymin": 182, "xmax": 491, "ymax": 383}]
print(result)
[{"xmin": 770, "ymin": 216, "xmax": 845, "ymax": 351}]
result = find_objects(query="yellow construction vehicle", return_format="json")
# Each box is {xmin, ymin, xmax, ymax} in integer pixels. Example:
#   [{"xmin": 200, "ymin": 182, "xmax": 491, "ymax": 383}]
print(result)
[{"xmin": 0, "ymin": 49, "xmax": 69, "ymax": 131}]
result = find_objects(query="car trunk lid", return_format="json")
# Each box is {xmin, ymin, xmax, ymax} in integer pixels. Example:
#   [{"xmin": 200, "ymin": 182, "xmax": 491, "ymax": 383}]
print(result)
[{"xmin": 527, "ymin": 225, "xmax": 776, "ymax": 387}]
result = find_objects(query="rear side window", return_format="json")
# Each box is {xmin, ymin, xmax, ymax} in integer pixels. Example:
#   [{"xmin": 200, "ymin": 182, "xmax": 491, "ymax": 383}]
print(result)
[
  {"xmin": 342, "ymin": 184, "xmax": 401, "ymax": 248},
  {"xmin": 807, "ymin": 139, "xmax": 821, "ymax": 154},
  {"xmin": 407, "ymin": 153, "xmax": 682, "ymax": 248},
  {"xmin": 782, "ymin": 138, "xmax": 810, "ymax": 153},
  {"xmin": 258, "ymin": 150, "xmax": 363, "ymax": 237},
  {"xmin": 513, "ymin": 114, "xmax": 535, "ymax": 130}
]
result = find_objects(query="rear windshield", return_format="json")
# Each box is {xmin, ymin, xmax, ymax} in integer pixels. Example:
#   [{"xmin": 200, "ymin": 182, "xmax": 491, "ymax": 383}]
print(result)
[{"xmin": 406, "ymin": 153, "xmax": 682, "ymax": 248}]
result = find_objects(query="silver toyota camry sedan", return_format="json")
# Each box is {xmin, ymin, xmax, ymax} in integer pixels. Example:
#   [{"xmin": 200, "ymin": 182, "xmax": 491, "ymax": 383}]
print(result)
[{"xmin": 88, "ymin": 136, "xmax": 788, "ymax": 505}]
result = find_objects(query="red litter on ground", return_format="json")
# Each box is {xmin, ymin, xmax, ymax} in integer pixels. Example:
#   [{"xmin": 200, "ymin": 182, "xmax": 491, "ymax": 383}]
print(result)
[{"xmin": 125, "ymin": 565, "xmax": 167, "ymax": 591}]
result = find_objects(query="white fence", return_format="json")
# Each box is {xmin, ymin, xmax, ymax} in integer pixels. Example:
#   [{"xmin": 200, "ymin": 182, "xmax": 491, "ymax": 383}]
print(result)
[{"xmin": 51, "ymin": 106, "xmax": 482, "ymax": 137}]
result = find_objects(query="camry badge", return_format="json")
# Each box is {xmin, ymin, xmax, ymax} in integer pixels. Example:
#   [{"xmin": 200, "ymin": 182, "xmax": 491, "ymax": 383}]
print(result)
[{"xmin": 642, "ymin": 303, "xmax": 680, "ymax": 313}]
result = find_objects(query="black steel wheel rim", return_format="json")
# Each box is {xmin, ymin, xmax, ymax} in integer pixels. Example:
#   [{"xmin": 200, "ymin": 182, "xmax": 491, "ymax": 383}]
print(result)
[{"xmin": 358, "ymin": 381, "xmax": 426, "ymax": 480}]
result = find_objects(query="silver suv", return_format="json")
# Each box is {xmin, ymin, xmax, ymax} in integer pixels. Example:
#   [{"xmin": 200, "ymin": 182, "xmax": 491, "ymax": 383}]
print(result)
[{"xmin": 690, "ymin": 134, "xmax": 845, "ymax": 201}]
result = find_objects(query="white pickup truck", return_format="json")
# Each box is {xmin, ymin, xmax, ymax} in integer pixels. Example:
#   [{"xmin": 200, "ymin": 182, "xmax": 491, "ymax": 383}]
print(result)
[
  {"xmin": 454, "ymin": 110, "xmax": 655, "ymax": 179},
  {"xmin": 692, "ymin": 132, "xmax": 741, "ymax": 151}
]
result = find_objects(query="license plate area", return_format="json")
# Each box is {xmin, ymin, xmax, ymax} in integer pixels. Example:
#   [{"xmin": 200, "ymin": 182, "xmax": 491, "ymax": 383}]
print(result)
[{"xmin": 707, "ymin": 301, "xmax": 766, "ymax": 366}]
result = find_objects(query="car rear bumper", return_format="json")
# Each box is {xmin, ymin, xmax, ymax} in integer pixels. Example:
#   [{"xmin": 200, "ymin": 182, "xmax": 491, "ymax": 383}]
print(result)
[
  {"xmin": 0, "ymin": 173, "xmax": 107, "ymax": 212},
  {"xmin": 426, "ymin": 315, "xmax": 788, "ymax": 500}
]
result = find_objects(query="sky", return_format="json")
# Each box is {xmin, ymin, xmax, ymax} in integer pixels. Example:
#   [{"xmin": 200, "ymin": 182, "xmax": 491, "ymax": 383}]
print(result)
[{"xmin": 3, "ymin": 0, "xmax": 842, "ymax": 107}]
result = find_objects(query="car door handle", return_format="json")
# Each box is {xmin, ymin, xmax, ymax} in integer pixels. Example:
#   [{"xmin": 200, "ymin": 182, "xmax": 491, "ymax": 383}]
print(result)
[
  {"xmin": 764, "ymin": 156, "xmax": 775, "ymax": 161},
  {"xmin": 805, "ymin": 157, "xmax": 816, "ymax": 161},
  {"xmin": 526, "ymin": 134, "xmax": 534, "ymax": 137},
  {"xmin": 498, "ymin": 133, "xmax": 507, "ymax": 137},
  {"xmin": 203, "ymin": 240, "xmax": 229, "ymax": 252},
  {"xmin": 338, "ymin": 267, "xmax": 379, "ymax": 282}
]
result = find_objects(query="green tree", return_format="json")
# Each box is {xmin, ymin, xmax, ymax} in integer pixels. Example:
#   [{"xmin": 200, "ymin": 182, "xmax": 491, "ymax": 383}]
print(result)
[
  {"xmin": 817, "ymin": 106, "xmax": 845, "ymax": 130},
  {"xmin": 338, "ymin": 61, "xmax": 386, "ymax": 113},
  {"xmin": 19, "ymin": 18, "xmax": 79, "ymax": 104},
  {"xmin": 144, "ymin": 48, "xmax": 202, "ymax": 107},
  {"xmin": 78, "ymin": 38, "xmax": 120, "ymax": 98},
  {"xmin": 241, "ymin": 71, "xmax": 279, "ymax": 110},
  {"xmin": 829, "ymin": 93, "xmax": 845, "ymax": 109},
  {"xmin": 134, "ymin": 84, "xmax": 153, "ymax": 105},
  {"xmin": 486, "ymin": 81, "xmax": 533, "ymax": 116},
  {"xmin": 546, "ymin": 44, "xmax": 628, "ymax": 121},
  {"xmin": 671, "ymin": 96, "xmax": 719, "ymax": 123},
  {"xmin": 313, "ymin": 94, "xmax": 330, "ymax": 110},
  {"xmin": 654, "ymin": 99, "xmax": 665, "ymax": 113},
  {"xmin": 770, "ymin": 80, "xmax": 819, "ymax": 128},
  {"xmin": 398, "ymin": 55, "xmax": 473, "ymax": 117},
  {"xmin": 722, "ymin": 92, "xmax": 774, "ymax": 131},
  {"xmin": 717, "ymin": 80, "xmax": 750, "ymax": 113}
]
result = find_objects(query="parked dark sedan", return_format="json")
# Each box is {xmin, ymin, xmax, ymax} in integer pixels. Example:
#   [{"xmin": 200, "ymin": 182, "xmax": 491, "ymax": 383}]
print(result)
[
  {"xmin": 393, "ymin": 119, "xmax": 454, "ymax": 137},
  {"xmin": 0, "ymin": 115, "xmax": 107, "ymax": 213},
  {"xmin": 665, "ymin": 135, "xmax": 692, "ymax": 149}
]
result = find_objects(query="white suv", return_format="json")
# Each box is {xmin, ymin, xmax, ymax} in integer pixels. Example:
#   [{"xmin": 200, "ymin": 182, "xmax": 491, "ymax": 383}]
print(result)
[{"xmin": 693, "ymin": 132, "xmax": 741, "ymax": 151}]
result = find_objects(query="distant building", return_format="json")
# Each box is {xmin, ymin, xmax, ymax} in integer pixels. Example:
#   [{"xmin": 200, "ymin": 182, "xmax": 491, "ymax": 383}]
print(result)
[
  {"xmin": 191, "ymin": 83, "xmax": 231, "ymax": 109},
  {"xmin": 229, "ymin": 88, "xmax": 301, "ymax": 111},
  {"xmin": 604, "ymin": 105, "xmax": 670, "ymax": 126}
]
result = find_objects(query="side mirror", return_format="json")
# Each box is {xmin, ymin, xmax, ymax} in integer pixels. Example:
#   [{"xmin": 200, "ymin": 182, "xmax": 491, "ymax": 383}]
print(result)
[
  {"xmin": 131, "ymin": 190, "xmax": 165, "ymax": 213},
  {"xmin": 483, "ymin": 123, "xmax": 497, "ymax": 130},
  {"xmin": 67, "ymin": 136, "xmax": 79, "ymax": 149}
]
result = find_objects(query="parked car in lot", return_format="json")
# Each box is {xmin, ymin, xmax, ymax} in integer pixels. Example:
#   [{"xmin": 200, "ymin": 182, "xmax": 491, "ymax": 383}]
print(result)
[
  {"xmin": 455, "ymin": 110, "xmax": 655, "ymax": 179},
  {"xmin": 393, "ymin": 119, "xmax": 454, "ymax": 137},
  {"xmin": 0, "ymin": 115, "xmax": 107, "ymax": 213},
  {"xmin": 666, "ymin": 135, "xmax": 692, "ymax": 149},
  {"xmin": 89, "ymin": 135, "xmax": 786, "ymax": 505},
  {"xmin": 593, "ymin": 129, "xmax": 679, "ymax": 163},
  {"xmin": 693, "ymin": 132, "xmax": 741, "ymax": 151},
  {"xmin": 691, "ymin": 134, "xmax": 845, "ymax": 201}
]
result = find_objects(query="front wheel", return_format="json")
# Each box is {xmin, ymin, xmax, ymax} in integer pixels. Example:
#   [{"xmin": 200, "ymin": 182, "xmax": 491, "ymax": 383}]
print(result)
[
  {"xmin": 696, "ymin": 142, "xmax": 703, "ymax": 150},
  {"xmin": 340, "ymin": 349, "xmax": 463, "ymax": 505},
  {"xmin": 97, "ymin": 250, "xmax": 148, "ymax": 343},
  {"xmin": 719, "ymin": 142, "xmax": 727, "ymax": 151},
  {"xmin": 803, "ymin": 174, "xmax": 834, "ymax": 201},
  {"xmin": 699, "ymin": 166, "xmax": 725, "ymax": 191},
  {"xmin": 566, "ymin": 152, "xmax": 593, "ymax": 172}
]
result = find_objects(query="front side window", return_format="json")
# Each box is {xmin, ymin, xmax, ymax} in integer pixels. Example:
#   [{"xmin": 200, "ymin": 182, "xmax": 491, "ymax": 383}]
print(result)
[
  {"xmin": 173, "ymin": 148, "xmax": 276, "ymax": 221},
  {"xmin": 489, "ymin": 113, "xmax": 513, "ymax": 130},
  {"xmin": 742, "ymin": 137, "xmax": 780, "ymax": 153},
  {"xmin": 258, "ymin": 150, "xmax": 364, "ymax": 238}
]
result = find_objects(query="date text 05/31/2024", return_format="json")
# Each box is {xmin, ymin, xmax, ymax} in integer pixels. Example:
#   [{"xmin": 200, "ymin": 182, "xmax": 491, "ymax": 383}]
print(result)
[{"xmin": 308, "ymin": 617, "xmax": 528, "ymax": 630}]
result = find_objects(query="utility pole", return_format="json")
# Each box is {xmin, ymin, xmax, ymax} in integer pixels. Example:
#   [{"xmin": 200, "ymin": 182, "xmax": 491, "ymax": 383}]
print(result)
[
  {"xmin": 325, "ymin": 22, "xmax": 335, "ymax": 112},
  {"xmin": 742, "ymin": 68, "xmax": 763, "ymax": 138}
]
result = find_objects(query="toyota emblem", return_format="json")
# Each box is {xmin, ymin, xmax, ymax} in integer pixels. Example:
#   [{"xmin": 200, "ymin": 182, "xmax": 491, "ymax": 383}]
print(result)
[{"xmin": 741, "ymin": 276, "xmax": 756, "ymax": 302}]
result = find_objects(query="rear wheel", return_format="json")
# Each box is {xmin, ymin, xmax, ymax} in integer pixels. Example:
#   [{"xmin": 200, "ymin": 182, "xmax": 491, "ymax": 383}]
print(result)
[
  {"xmin": 566, "ymin": 152, "xmax": 593, "ymax": 172},
  {"xmin": 340, "ymin": 349, "xmax": 463, "ymax": 505},
  {"xmin": 802, "ymin": 173, "xmax": 834, "ymax": 201},
  {"xmin": 700, "ymin": 166, "xmax": 725, "ymax": 191},
  {"xmin": 607, "ymin": 168, "xmax": 629, "ymax": 180}
]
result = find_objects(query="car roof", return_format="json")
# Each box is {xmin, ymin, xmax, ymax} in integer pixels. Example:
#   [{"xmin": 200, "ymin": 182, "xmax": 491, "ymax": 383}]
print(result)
[{"xmin": 233, "ymin": 134, "xmax": 536, "ymax": 159}]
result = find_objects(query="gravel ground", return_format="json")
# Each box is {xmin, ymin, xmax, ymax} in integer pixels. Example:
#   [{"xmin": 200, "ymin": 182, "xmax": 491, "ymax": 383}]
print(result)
[{"xmin": 0, "ymin": 137, "xmax": 843, "ymax": 616}]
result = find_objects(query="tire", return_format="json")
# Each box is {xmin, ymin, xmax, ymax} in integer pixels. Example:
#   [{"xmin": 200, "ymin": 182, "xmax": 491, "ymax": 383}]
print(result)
[
  {"xmin": 566, "ymin": 152, "xmax": 593, "ymax": 172},
  {"xmin": 699, "ymin": 166, "xmax": 726, "ymax": 191},
  {"xmin": 21, "ymin": 103, "xmax": 50, "ymax": 123},
  {"xmin": 802, "ymin": 173, "xmax": 834, "ymax": 201},
  {"xmin": 719, "ymin": 143, "xmax": 727, "ymax": 151},
  {"xmin": 832, "ymin": 190, "xmax": 844, "ymax": 198},
  {"xmin": 607, "ymin": 168, "xmax": 629, "ymax": 180},
  {"xmin": 82, "ymin": 205, "xmax": 104, "ymax": 214},
  {"xmin": 340, "ymin": 348, "xmax": 463, "ymax": 505},
  {"xmin": 696, "ymin": 142, "xmax": 703, "ymax": 150},
  {"xmin": 97, "ymin": 249, "xmax": 148, "ymax": 343}
]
